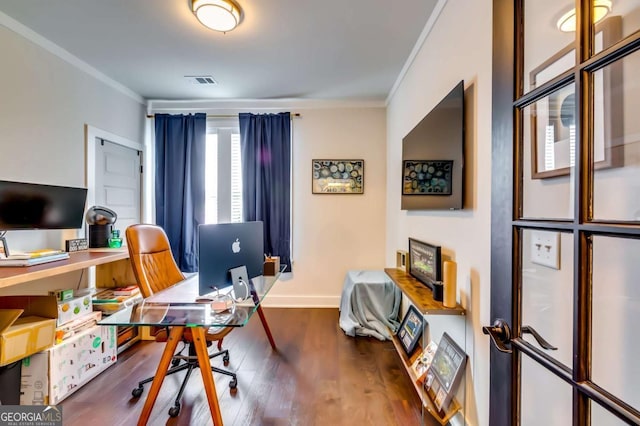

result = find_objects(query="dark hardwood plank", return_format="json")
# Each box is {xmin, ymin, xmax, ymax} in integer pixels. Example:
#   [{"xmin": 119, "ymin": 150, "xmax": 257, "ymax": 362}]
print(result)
[{"xmin": 60, "ymin": 308, "xmax": 422, "ymax": 425}]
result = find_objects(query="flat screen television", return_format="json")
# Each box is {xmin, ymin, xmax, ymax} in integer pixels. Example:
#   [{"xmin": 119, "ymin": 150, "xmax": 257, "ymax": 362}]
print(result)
[
  {"xmin": 401, "ymin": 80, "xmax": 465, "ymax": 210},
  {"xmin": 0, "ymin": 180, "xmax": 88, "ymax": 230}
]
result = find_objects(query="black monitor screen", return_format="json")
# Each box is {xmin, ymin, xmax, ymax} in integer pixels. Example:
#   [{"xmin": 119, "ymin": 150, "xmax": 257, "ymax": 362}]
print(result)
[
  {"xmin": 401, "ymin": 80, "xmax": 465, "ymax": 210},
  {"xmin": 0, "ymin": 180, "xmax": 88, "ymax": 230}
]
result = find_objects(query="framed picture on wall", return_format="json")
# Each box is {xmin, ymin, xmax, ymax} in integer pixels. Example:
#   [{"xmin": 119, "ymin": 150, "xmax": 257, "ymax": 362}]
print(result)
[
  {"xmin": 529, "ymin": 16, "xmax": 622, "ymax": 179},
  {"xmin": 311, "ymin": 159, "xmax": 364, "ymax": 194}
]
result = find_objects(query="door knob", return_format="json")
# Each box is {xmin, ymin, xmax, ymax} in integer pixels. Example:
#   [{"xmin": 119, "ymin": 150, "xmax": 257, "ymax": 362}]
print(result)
[
  {"xmin": 522, "ymin": 325, "xmax": 557, "ymax": 350},
  {"xmin": 482, "ymin": 319, "xmax": 512, "ymax": 353}
]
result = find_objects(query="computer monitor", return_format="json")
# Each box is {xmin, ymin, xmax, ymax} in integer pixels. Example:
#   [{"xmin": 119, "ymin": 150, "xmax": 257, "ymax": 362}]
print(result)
[
  {"xmin": 0, "ymin": 180, "xmax": 87, "ymax": 230},
  {"xmin": 198, "ymin": 221, "xmax": 264, "ymax": 296}
]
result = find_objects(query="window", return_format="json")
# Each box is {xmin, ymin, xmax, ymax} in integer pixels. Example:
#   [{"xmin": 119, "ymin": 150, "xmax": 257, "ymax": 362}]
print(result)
[{"xmin": 204, "ymin": 125, "xmax": 243, "ymax": 224}]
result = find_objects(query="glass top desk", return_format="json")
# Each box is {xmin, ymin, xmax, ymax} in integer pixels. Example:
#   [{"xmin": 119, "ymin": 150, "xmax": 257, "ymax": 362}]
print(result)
[{"xmin": 99, "ymin": 270, "xmax": 283, "ymax": 426}]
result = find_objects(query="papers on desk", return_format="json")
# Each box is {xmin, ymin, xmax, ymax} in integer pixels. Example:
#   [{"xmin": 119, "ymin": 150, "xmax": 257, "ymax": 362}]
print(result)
[{"xmin": 0, "ymin": 251, "xmax": 69, "ymax": 267}]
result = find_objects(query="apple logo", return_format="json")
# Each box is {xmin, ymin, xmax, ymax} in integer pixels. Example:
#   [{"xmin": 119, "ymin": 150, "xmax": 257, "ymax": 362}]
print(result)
[{"xmin": 232, "ymin": 238, "xmax": 241, "ymax": 253}]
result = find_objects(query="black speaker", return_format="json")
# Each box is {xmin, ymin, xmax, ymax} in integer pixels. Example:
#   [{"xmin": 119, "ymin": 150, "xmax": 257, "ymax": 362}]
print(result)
[
  {"xmin": 432, "ymin": 281, "xmax": 444, "ymax": 302},
  {"xmin": 89, "ymin": 224, "xmax": 112, "ymax": 248}
]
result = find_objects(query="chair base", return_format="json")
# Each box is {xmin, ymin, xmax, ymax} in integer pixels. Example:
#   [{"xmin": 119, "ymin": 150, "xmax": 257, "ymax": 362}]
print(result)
[{"xmin": 131, "ymin": 343, "xmax": 237, "ymax": 417}]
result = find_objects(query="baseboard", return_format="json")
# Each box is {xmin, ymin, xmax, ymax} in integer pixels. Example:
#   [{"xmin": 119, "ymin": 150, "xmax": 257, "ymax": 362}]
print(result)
[{"xmin": 260, "ymin": 295, "xmax": 341, "ymax": 308}]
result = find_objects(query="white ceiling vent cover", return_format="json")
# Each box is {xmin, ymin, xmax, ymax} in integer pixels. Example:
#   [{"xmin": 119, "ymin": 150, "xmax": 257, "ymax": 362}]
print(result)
[{"xmin": 184, "ymin": 75, "xmax": 218, "ymax": 85}]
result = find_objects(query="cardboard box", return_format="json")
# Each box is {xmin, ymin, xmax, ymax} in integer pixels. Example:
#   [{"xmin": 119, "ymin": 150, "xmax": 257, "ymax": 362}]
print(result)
[
  {"xmin": 49, "ymin": 289, "xmax": 74, "ymax": 302},
  {"xmin": 56, "ymin": 295, "xmax": 93, "ymax": 327},
  {"xmin": 20, "ymin": 324, "xmax": 117, "ymax": 405},
  {"xmin": 20, "ymin": 352, "xmax": 48, "ymax": 405},
  {"xmin": 0, "ymin": 296, "xmax": 57, "ymax": 367}
]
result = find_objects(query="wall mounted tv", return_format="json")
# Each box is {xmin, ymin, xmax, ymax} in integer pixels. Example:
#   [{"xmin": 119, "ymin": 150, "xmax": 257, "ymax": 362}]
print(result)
[
  {"xmin": 401, "ymin": 80, "xmax": 465, "ymax": 210},
  {"xmin": 0, "ymin": 180, "xmax": 87, "ymax": 230}
]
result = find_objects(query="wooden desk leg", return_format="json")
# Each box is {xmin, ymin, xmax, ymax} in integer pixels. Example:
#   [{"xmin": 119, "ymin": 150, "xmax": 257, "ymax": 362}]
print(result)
[
  {"xmin": 137, "ymin": 326, "xmax": 184, "ymax": 426},
  {"xmin": 256, "ymin": 304, "xmax": 277, "ymax": 350},
  {"xmin": 192, "ymin": 327, "xmax": 224, "ymax": 426}
]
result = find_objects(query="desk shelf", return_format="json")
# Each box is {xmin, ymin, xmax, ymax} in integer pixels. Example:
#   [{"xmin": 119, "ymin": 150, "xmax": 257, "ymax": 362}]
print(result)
[{"xmin": 0, "ymin": 250, "xmax": 129, "ymax": 290}]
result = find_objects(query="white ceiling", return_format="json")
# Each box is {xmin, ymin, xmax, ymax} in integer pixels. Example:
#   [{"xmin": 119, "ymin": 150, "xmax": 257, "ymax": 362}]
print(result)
[{"xmin": 0, "ymin": 0, "xmax": 438, "ymax": 102}]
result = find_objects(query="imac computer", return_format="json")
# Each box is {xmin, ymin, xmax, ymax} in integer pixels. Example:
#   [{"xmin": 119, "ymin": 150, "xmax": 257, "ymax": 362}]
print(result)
[{"xmin": 198, "ymin": 221, "xmax": 264, "ymax": 298}]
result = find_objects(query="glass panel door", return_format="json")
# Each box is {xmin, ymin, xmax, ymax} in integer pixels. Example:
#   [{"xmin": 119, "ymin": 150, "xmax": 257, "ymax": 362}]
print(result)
[{"xmin": 490, "ymin": 1, "xmax": 640, "ymax": 425}]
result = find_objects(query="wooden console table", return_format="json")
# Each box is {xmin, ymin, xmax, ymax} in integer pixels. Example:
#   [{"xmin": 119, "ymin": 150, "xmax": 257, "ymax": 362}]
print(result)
[{"xmin": 384, "ymin": 268, "xmax": 466, "ymax": 425}]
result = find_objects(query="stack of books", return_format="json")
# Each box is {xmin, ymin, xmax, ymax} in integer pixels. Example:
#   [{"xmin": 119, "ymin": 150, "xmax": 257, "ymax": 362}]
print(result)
[
  {"xmin": 112, "ymin": 285, "xmax": 140, "ymax": 296},
  {"xmin": 92, "ymin": 287, "xmax": 142, "ymax": 314},
  {"xmin": 0, "ymin": 249, "xmax": 70, "ymax": 267}
]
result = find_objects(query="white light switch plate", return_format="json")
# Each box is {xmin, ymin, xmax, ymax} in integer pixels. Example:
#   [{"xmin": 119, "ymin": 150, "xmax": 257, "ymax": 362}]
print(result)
[{"xmin": 530, "ymin": 231, "xmax": 560, "ymax": 269}]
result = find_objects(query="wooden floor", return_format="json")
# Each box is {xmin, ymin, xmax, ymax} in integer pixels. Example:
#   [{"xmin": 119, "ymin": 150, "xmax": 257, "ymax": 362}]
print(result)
[{"xmin": 60, "ymin": 308, "xmax": 425, "ymax": 426}]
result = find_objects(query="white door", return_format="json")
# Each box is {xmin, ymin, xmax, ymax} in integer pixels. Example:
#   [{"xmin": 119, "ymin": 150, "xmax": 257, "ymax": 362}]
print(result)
[{"xmin": 94, "ymin": 138, "xmax": 141, "ymax": 235}]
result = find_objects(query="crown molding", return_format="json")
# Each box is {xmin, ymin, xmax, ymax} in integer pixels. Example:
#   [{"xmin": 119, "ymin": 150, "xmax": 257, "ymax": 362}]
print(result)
[
  {"xmin": 0, "ymin": 11, "xmax": 144, "ymax": 105},
  {"xmin": 148, "ymin": 98, "xmax": 385, "ymax": 113}
]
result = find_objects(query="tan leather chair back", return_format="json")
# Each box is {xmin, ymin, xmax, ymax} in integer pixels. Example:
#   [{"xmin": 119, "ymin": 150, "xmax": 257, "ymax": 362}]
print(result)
[{"xmin": 125, "ymin": 224, "xmax": 185, "ymax": 297}]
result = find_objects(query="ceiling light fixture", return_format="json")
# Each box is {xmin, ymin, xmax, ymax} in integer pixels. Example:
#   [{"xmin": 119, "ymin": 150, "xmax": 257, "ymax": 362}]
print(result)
[
  {"xmin": 192, "ymin": 0, "xmax": 242, "ymax": 33},
  {"xmin": 557, "ymin": 0, "xmax": 612, "ymax": 32}
]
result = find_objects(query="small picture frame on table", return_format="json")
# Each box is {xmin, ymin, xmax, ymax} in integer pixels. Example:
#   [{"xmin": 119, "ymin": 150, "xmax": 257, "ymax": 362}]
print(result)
[
  {"xmin": 0, "ymin": 236, "xmax": 8, "ymax": 258},
  {"xmin": 397, "ymin": 305, "xmax": 424, "ymax": 356}
]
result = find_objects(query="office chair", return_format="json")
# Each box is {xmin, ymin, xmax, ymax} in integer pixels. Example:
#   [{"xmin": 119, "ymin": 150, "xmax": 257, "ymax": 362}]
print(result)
[{"xmin": 125, "ymin": 224, "xmax": 238, "ymax": 418}]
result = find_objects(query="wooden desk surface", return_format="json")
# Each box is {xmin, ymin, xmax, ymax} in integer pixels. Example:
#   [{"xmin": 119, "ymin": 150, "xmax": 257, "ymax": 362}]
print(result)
[{"xmin": 0, "ymin": 249, "xmax": 129, "ymax": 290}]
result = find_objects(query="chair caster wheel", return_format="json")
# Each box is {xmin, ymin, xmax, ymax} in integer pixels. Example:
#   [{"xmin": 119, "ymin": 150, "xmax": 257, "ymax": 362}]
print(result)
[
  {"xmin": 168, "ymin": 404, "xmax": 181, "ymax": 417},
  {"xmin": 132, "ymin": 387, "xmax": 144, "ymax": 398},
  {"xmin": 229, "ymin": 378, "xmax": 237, "ymax": 389},
  {"xmin": 171, "ymin": 358, "xmax": 181, "ymax": 367}
]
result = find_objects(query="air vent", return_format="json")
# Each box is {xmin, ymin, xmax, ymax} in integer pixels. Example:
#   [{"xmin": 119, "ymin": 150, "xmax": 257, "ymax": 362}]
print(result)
[{"xmin": 184, "ymin": 75, "xmax": 218, "ymax": 85}]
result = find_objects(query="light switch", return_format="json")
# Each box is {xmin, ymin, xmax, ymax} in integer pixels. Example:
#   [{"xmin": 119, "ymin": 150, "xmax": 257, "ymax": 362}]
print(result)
[{"xmin": 530, "ymin": 231, "xmax": 560, "ymax": 269}]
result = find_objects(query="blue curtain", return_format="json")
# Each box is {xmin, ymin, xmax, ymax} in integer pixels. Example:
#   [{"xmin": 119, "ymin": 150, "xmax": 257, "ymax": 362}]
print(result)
[
  {"xmin": 154, "ymin": 113, "xmax": 206, "ymax": 272},
  {"xmin": 239, "ymin": 112, "xmax": 291, "ymax": 269}
]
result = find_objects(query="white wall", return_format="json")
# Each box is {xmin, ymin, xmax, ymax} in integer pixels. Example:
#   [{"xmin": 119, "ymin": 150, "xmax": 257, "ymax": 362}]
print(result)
[
  {"xmin": 0, "ymin": 23, "xmax": 146, "ymax": 294},
  {"xmin": 385, "ymin": 1, "xmax": 493, "ymax": 425},
  {"xmin": 284, "ymin": 107, "xmax": 388, "ymax": 305},
  {"xmin": 149, "ymin": 101, "xmax": 388, "ymax": 307}
]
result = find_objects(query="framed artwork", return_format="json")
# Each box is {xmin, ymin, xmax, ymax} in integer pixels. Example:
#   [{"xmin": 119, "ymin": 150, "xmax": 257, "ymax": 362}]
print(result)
[
  {"xmin": 529, "ymin": 16, "xmax": 622, "ymax": 179},
  {"xmin": 312, "ymin": 159, "xmax": 364, "ymax": 194},
  {"xmin": 397, "ymin": 304, "xmax": 424, "ymax": 356},
  {"xmin": 424, "ymin": 332, "xmax": 467, "ymax": 412},
  {"xmin": 402, "ymin": 160, "xmax": 453, "ymax": 195},
  {"xmin": 408, "ymin": 238, "xmax": 441, "ymax": 290},
  {"xmin": 410, "ymin": 340, "xmax": 438, "ymax": 383}
]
